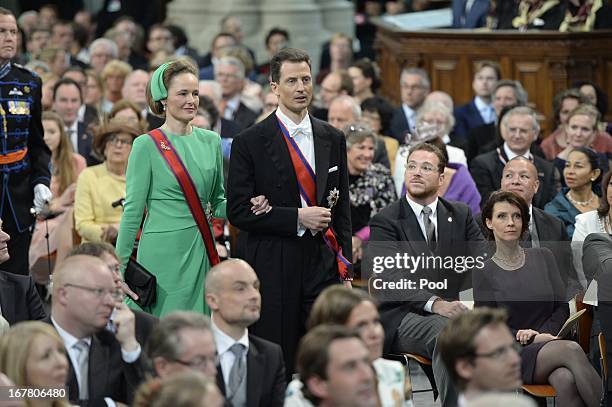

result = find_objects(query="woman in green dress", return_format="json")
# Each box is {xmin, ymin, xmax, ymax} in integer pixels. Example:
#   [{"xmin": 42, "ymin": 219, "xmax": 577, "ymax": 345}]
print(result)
[{"xmin": 116, "ymin": 58, "xmax": 267, "ymax": 316}]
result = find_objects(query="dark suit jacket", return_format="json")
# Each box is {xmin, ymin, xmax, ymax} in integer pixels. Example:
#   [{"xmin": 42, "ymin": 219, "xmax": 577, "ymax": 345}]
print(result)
[
  {"xmin": 146, "ymin": 112, "xmax": 165, "ymax": 131},
  {"xmin": 227, "ymin": 111, "xmax": 352, "ymax": 258},
  {"xmin": 216, "ymin": 334, "xmax": 286, "ymax": 407},
  {"xmin": 46, "ymin": 316, "xmax": 146, "ymax": 406},
  {"xmin": 452, "ymin": 0, "xmax": 491, "ymax": 27},
  {"xmin": 583, "ymin": 233, "xmax": 612, "ymax": 286},
  {"xmin": 390, "ymin": 106, "xmax": 409, "ymax": 144},
  {"xmin": 232, "ymin": 102, "xmax": 259, "ymax": 131},
  {"xmin": 454, "ymin": 99, "xmax": 486, "ymax": 141},
  {"xmin": 219, "ymin": 118, "xmax": 241, "ymax": 139},
  {"xmin": 369, "ymin": 197, "xmax": 484, "ymax": 352},
  {"xmin": 476, "ymin": 207, "xmax": 577, "ymax": 294},
  {"xmin": 0, "ymin": 270, "xmax": 46, "ymax": 325},
  {"xmin": 467, "ymin": 123, "xmax": 498, "ymax": 162},
  {"xmin": 470, "ymin": 147, "xmax": 558, "ymax": 209}
]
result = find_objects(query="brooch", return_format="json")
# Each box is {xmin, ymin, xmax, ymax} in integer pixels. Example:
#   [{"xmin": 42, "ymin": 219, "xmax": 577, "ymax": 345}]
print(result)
[
  {"xmin": 327, "ymin": 188, "xmax": 340, "ymax": 209},
  {"xmin": 160, "ymin": 141, "xmax": 171, "ymax": 151},
  {"xmin": 205, "ymin": 202, "xmax": 213, "ymax": 222}
]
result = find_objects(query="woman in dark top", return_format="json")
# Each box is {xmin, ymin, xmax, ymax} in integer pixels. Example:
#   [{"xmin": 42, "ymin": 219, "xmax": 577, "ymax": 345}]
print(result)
[
  {"xmin": 345, "ymin": 123, "xmax": 396, "ymax": 264},
  {"xmin": 545, "ymin": 146, "xmax": 602, "ymax": 238},
  {"xmin": 475, "ymin": 191, "xmax": 601, "ymax": 406}
]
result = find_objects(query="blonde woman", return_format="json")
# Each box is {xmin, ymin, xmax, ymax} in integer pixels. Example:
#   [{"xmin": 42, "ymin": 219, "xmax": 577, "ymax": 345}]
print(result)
[
  {"xmin": 0, "ymin": 321, "xmax": 70, "ymax": 407},
  {"xmin": 29, "ymin": 112, "xmax": 86, "ymax": 280}
]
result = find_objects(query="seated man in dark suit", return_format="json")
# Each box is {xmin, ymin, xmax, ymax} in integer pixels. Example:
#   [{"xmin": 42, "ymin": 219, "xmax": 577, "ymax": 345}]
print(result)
[
  {"xmin": 215, "ymin": 56, "xmax": 259, "ymax": 131},
  {"xmin": 582, "ymin": 233, "xmax": 612, "ymax": 406},
  {"xmin": 49, "ymin": 255, "xmax": 145, "ymax": 405},
  {"xmin": 205, "ymin": 259, "xmax": 286, "ymax": 407},
  {"xmin": 453, "ymin": 61, "xmax": 500, "ymax": 141},
  {"xmin": 479, "ymin": 157, "xmax": 579, "ymax": 297},
  {"xmin": 452, "ymin": 0, "xmax": 491, "ymax": 28},
  {"xmin": 369, "ymin": 142, "xmax": 484, "ymax": 407},
  {"xmin": 470, "ymin": 106, "xmax": 559, "ymax": 209},
  {"xmin": 438, "ymin": 308, "xmax": 522, "ymax": 403},
  {"xmin": 466, "ymin": 80, "xmax": 528, "ymax": 162},
  {"xmin": 0, "ymin": 220, "xmax": 46, "ymax": 325},
  {"xmin": 146, "ymin": 311, "xmax": 218, "ymax": 380},
  {"xmin": 66, "ymin": 242, "xmax": 158, "ymax": 347},
  {"xmin": 390, "ymin": 68, "xmax": 430, "ymax": 144}
]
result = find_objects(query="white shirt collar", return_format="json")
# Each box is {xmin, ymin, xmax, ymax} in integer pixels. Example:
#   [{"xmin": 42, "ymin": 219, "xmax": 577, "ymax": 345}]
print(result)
[
  {"xmin": 226, "ymin": 94, "xmax": 241, "ymax": 113},
  {"xmin": 406, "ymin": 195, "xmax": 438, "ymax": 218},
  {"xmin": 457, "ymin": 393, "xmax": 468, "ymax": 407},
  {"xmin": 402, "ymin": 103, "xmax": 416, "ymax": 119},
  {"xmin": 211, "ymin": 317, "xmax": 249, "ymax": 356},
  {"xmin": 51, "ymin": 316, "xmax": 92, "ymax": 348},
  {"xmin": 474, "ymin": 96, "xmax": 492, "ymax": 113},
  {"xmin": 503, "ymin": 142, "xmax": 530, "ymax": 161},
  {"xmin": 275, "ymin": 107, "xmax": 312, "ymax": 138}
]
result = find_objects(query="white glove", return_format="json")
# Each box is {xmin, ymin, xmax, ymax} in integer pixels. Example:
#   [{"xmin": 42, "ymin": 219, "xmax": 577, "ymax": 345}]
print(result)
[{"xmin": 33, "ymin": 184, "xmax": 53, "ymax": 214}]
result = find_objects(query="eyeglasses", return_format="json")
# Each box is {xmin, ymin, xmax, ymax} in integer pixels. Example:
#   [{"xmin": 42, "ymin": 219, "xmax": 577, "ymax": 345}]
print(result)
[
  {"xmin": 472, "ymin": 342, "xmax": 521, "ymax": 360},
  {"xmin": 173, "ymin": 354, "xmax": 220, "ymax": 370},
  {"xmin": 63, "ymin": 283, "xmax": 124, "ymax": 301},
  {"xmin": 405, "ymin": 162, "xmax": 437, "ymax": 174},
  {"xmin": 108, "ymin": 135, "xmax": 133, "ymax": 147}
]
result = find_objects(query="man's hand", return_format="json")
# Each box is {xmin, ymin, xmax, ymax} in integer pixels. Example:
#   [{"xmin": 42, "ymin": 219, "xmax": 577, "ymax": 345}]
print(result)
[
  {"xmin": 431, "ymin": 299, "xmax": 468, "ymax": 318},
  {"xmin": 250, "ymin": 195, "xmax": 271, "ymax": 215},
  {"xmin": 298, "ymin": 207, "xmax": 331, "ymax": 231},
  {"xmin": 33, "ymin": 184, "xmax": 53, "ymax": 213},
  {"xmin": 516, "ymin": 329, "xmax": 539, "ymax": 345},
  {"xmin": 112, "ymin": 302, "xmax": 139, "ymax": 352}
]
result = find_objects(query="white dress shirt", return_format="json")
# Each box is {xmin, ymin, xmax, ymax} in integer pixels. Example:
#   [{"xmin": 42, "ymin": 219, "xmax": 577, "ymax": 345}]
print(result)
[
  {"xmin": 275, "ymin": 108, "xmax": 316, "ymax": 236},
  {"xmin": 474, "ymin": 96, "xmax": 496, "ymax": 124},
  {"xmin": 223, "ymin": 94, "xmax": 242, "ymax": 120},
  {"xmin": 401, "ymin": 104, "xmax": 417, "ymax": 135},
  {"xmin": 66, "ymin": 120, "xmax": 79, "ymax": 153},
  {"xmin": 211, "ymin": 319, "xmax": 250, "ymax": 389},
  {"xmin": 405, "ymin": 196, "xmax": 440, "ymax": 312},
  {"xmin": 51, "ymin": 317, "xmax": 92, "ymax": 397},
  {"xmin": 503, "ymin": 142, "xmax": 531, "ymax": 161}
]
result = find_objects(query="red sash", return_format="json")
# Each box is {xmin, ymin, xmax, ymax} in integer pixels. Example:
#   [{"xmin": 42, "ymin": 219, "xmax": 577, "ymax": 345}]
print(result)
[
  {"xmin": 148, "ymin": 129, "xmax": 220, "ymax": 266},
  {"xmin": 277, "ymin": 119, "xmax": 352, "ymax": 280}
]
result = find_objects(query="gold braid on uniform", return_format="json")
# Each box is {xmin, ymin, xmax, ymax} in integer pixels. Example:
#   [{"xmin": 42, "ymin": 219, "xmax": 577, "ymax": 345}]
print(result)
[
  {"xmin": 512, "ymin": 0, "xmax": 561, "ymax": 28},
  {"xmin": 559, "ymin": 0, "xmax": 602, "ymax": 31}
]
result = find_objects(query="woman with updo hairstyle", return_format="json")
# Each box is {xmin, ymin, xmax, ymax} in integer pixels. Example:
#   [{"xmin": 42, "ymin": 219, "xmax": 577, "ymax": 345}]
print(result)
[
  {"xmin": 284, "ymin": 285, "xmax": 413, "ymax": 407},
  {"xmin": 134, "ymin": 371, "xmax": 223, "ymax": 407},
  {"xmin": 0, "ymin": 321, "xmax": 70, "ymax": 407},
  {"xmin": 116, "ymin": 57, "xmax": 268, "ymax": 316}
]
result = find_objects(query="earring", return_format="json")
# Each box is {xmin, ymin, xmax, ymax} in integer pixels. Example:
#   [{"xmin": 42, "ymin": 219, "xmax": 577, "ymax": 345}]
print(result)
[{"xmin": 161, "ymin": 103, "xmax": 166, "ymax": 111}]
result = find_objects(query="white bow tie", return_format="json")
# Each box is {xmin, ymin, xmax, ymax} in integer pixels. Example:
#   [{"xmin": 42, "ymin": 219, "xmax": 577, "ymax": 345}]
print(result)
[{"xmin": 291, "ymin": 124, "xmax": 310, "ymax": 137}]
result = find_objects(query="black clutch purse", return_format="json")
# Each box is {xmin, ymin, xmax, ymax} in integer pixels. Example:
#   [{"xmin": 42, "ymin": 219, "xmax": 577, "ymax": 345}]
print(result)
[{"xmin": 124, "ymin": 257, "xmax": 157, "ymax": 308}]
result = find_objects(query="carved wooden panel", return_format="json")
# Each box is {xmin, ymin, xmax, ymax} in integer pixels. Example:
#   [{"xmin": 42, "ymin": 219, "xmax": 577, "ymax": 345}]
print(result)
[{"xmin": 373, "ymin": 26, "xmax": 612, "ymax": 136}]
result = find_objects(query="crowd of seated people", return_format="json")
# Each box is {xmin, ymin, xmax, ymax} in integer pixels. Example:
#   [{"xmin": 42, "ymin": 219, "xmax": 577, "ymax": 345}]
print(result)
[{"xmin": 1, "ymin": 3, "xmax": 612, "ymax": 407}]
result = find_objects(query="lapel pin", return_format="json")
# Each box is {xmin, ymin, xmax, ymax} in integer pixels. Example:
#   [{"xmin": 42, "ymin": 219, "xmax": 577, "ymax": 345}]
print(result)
[{"xmin": 448, "ymin": 217, "xmax": 453, "ymax": 223}]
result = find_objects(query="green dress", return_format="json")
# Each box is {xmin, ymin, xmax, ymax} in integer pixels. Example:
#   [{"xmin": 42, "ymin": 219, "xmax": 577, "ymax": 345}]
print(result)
[{"xmin": 116, "ymin": 127, "xmax": 226, "ymax": 317}]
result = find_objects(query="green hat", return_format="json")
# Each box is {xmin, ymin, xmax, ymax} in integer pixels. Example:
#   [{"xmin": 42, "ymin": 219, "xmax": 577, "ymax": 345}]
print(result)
[{"xmin": 150, "ymin": 62, "xmax": 171, "ymax": 102}]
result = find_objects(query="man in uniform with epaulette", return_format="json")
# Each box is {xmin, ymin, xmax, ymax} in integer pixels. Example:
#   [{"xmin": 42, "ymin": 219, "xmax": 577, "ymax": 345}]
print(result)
[{"xmin": 0, "ymin": 7, "xmax": 52, "ymax": 275}]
